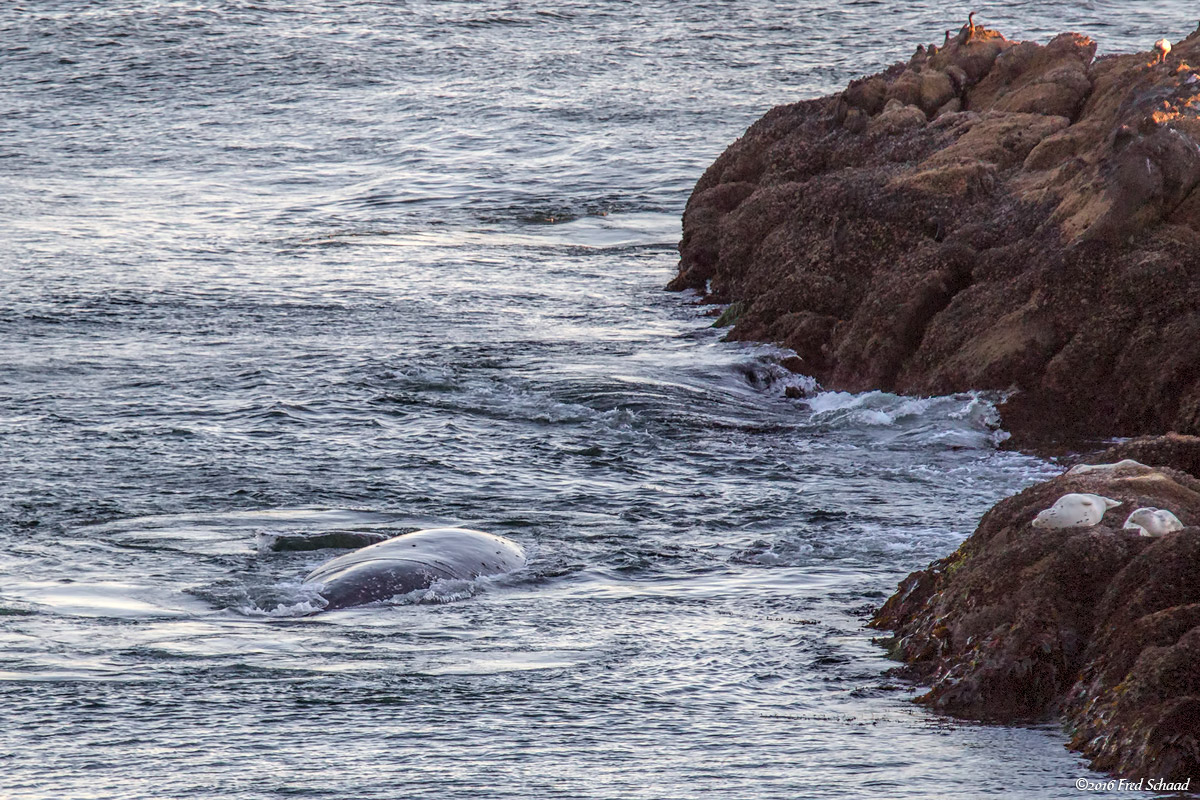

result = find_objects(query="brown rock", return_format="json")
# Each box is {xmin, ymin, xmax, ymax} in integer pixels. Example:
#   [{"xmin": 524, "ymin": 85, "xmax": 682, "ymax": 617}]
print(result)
[
  {"xmin": 1066, "ymin": 534, "xmax": 1200, "ymax": 779},
  {"xmin": 918, "ymin": 70, "xmax": 957, "ymax": 116},
  {"xmin": 890, "ymin": 159, "xmax": 996, "ymax": 197},
  {"xmin": 923, "ymin": 112, "xmax": 1070, "ymax": 169},
  {"xmin": 968, "ymin": 33, "xmax": 1096, "ymax": 118},
  {"xmin": 934, "ymin": 97, "xmax": 962, "ymax": 118},
  {"xmin": 1022, "ymin": 122, "xmax": 1098, "ymax": 169},
  {"xmin": 929, "ymin": 27, "xmax": 1012, "ymax": 84},
  {"xmin": 885, "ymin": 70, "xmax": 924, "ymax": 110},
  {"xmin": 868, "ymin": 99, "xmax": 928, "ymax": 135},
  {"xmin": 843, "ymin": 75, "xmax": 888, "ymax": 115},
  {"xmin": 944, "ymin": 64, "xmax": 969, "ymax": 92},
  {"xmin": 872, "ymin": 465, "xmax": 1200, "ymax": 779},
  {"xmin": 1088, "ymin": 434, "xmax": 1200, "ymax": 479},
  {"xmin": 671, "ymin": 24, "xmax": 1200, "ymax": 447},
  {"xmin": 778, "ymin": 311, "xmax": 839, "ymax": 375},
  {"xmin": 843, "ymin": 106, "xmax": 868, "ymax": 134}
]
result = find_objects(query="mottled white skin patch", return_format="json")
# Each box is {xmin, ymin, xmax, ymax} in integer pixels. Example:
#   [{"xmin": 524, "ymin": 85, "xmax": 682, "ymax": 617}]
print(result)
[
  {"xmin": 1123, "ymin": 507, "xmax": 1184, "ymax": 537},
  {"xmin": 1065, "ymin": 459, "xmax": 1148, "ymax": 476},
  {"xmin": 1032, "ymin": 493, "xmax": 1123, "ymax": 529}
]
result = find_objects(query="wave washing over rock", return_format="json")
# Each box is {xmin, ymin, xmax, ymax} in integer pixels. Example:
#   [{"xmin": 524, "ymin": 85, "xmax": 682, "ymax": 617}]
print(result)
[{"xmin": 670, "ymin": 19, "xmax": 1200, "ymax": 448}]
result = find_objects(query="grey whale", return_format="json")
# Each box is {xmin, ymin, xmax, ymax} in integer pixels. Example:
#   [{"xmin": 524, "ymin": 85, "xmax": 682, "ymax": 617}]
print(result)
[{"xmin": 302, "ymin": 527, "xmax": 527, "ymax": 609}]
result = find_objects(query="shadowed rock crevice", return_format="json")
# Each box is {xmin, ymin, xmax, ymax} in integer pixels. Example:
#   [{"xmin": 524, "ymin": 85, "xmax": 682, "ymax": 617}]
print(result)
[{"xmin": 672, "ymin": 22, "xmax": 1200, "ymax": 447}]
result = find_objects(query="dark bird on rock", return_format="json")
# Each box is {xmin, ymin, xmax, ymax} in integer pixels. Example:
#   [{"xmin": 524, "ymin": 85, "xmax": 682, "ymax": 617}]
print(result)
[{"xmin": 957, "ymin": 12, "xmax": 979, "ymax": 45}]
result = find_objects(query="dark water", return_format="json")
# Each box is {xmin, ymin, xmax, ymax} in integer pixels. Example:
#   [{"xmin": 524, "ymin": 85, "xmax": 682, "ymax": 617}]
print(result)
[{"xmin": 2, "ymin": 2, "xmax": 1194, "ymax": 798}]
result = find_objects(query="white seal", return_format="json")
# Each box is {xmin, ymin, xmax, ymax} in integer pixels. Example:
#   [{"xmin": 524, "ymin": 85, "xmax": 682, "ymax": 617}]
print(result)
[
  {"xmin": 1065, "ymin": 459, "xmax": 1147, "ymax": 476},
  {"xmin": 1123, "ymin": 507, "xmax": 1184, "ymax": 537},
  {"xmin": 1031, "ymin": 493, "xmax": 1122, "ymax": 529}
]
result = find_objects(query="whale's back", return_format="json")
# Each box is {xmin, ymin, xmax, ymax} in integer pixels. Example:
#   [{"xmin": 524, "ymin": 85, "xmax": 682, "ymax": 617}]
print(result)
[{"xmin": 303, "ymin": 527, "xmax": 527, "ymax": 609}]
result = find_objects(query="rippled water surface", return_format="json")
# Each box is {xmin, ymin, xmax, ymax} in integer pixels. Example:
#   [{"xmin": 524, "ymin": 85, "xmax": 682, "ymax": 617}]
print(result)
[{"xmin": 3, "ymin": 2, "xmax": 1195, "ymax": 798}]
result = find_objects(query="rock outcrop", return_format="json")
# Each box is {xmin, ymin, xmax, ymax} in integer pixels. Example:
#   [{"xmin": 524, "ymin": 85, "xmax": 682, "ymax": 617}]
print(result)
[
  {"xmin": 671, "ymin": 22, "xmax": 1200, "ymax": 447},
  {"xmin": 872, "ymin": 459, "xmax": 1200, "ymax": 780},
  {"xmin": 1089, "ymin": 433, "xmax": 1200, "ymax": 479}
]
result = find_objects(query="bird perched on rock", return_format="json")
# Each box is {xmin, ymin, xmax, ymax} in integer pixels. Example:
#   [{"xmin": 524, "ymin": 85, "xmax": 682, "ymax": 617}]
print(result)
[
  {"xmin": 955, "ymin": 11, "xmax": 980, "ymax": 45},
  {"xmin": 1031, "ymin": 493, "xmax": 1122, "ymax": 529},
  {"xmin": 1154, "ymin": 37, "xmax": 1171, "ymax": 64}
]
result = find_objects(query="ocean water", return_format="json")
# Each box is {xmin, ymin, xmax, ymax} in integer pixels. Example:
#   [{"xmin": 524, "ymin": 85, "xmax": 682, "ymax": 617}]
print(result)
[{"xmin": 2, "ymin": 2, "xmax": 1194, "ymax": 798}]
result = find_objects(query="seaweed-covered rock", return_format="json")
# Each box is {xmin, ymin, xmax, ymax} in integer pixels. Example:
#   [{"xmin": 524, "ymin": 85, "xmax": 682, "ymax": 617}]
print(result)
[
  {"xmin": 872, "ymin": 461, "xmax": 1200, "ymax": 779},
  {"xmin": 671, "ymin": 22, "xmax": 1200, "ymax": 447}
]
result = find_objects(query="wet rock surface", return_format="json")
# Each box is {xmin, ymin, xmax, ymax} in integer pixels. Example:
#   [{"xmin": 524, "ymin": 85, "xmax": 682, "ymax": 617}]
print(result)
[
  {"xmin": 672, "ymin": 23, "xmax": 1200, "ymax": 447},
  {"xmin": 872, "ymin": 459, "xmax": 1200, "ymax": 779}
]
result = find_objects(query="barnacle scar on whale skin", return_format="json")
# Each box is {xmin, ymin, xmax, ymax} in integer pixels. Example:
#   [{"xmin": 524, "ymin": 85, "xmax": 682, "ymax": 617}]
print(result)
[
  {"xmin": 302, "ymin": 527, "xmax": 527, "ymax": 610},
  {"xmin": 1031, "ymin": 493, "xmax": 1122, "ymax": 529}
]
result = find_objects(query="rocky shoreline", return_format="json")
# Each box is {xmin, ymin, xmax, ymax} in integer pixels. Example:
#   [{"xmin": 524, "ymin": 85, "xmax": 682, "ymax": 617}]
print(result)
[
  {"xmin": 672, "ymin": 20, "xmax": 1200, "ymax": 782},
  {"xmin": 871, "ymin": 443, "xmax": 1200, "ymax": 780},
  {"xmin": 671, "ymin": 21, "xmax": 1200, "ymax": 450}
]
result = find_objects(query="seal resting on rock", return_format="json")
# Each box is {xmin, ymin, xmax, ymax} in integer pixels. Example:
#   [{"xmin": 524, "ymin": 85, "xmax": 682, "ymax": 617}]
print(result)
[
  {"xmin": 1031, "ymin": 493, "xmax": 1122, "ymax": 528},
  {"xmin": 1123, "ymin": 507, "xmax": 1184, "ymax": 537},
  {"xmin": 1066, "ymin": 459, "xmax": 1147, "ymax": 476},
  {"xmin": 872, "ymin": 461, "xmax": 1200, "ymax": 779},
  {"xmin": 302, "ymin": 527, "xmax": 527, "ymax": 610}
]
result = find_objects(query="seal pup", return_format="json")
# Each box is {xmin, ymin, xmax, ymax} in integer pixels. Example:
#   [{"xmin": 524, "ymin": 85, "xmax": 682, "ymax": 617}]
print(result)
[
  {"xmin": 1032, "ymin": 493, "xmax": 1122, "ymax": 529},
  {"xmin": 1154, "ymin": 38, "xmax": 1171, "ymax": 64},
  {"xmin": 1123, "ymin": 507, "xmax": 1184, "ymax": 537},
  {"xmin": 302, "ymin": 527, "xmax": 527, "ymax": 609}
]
